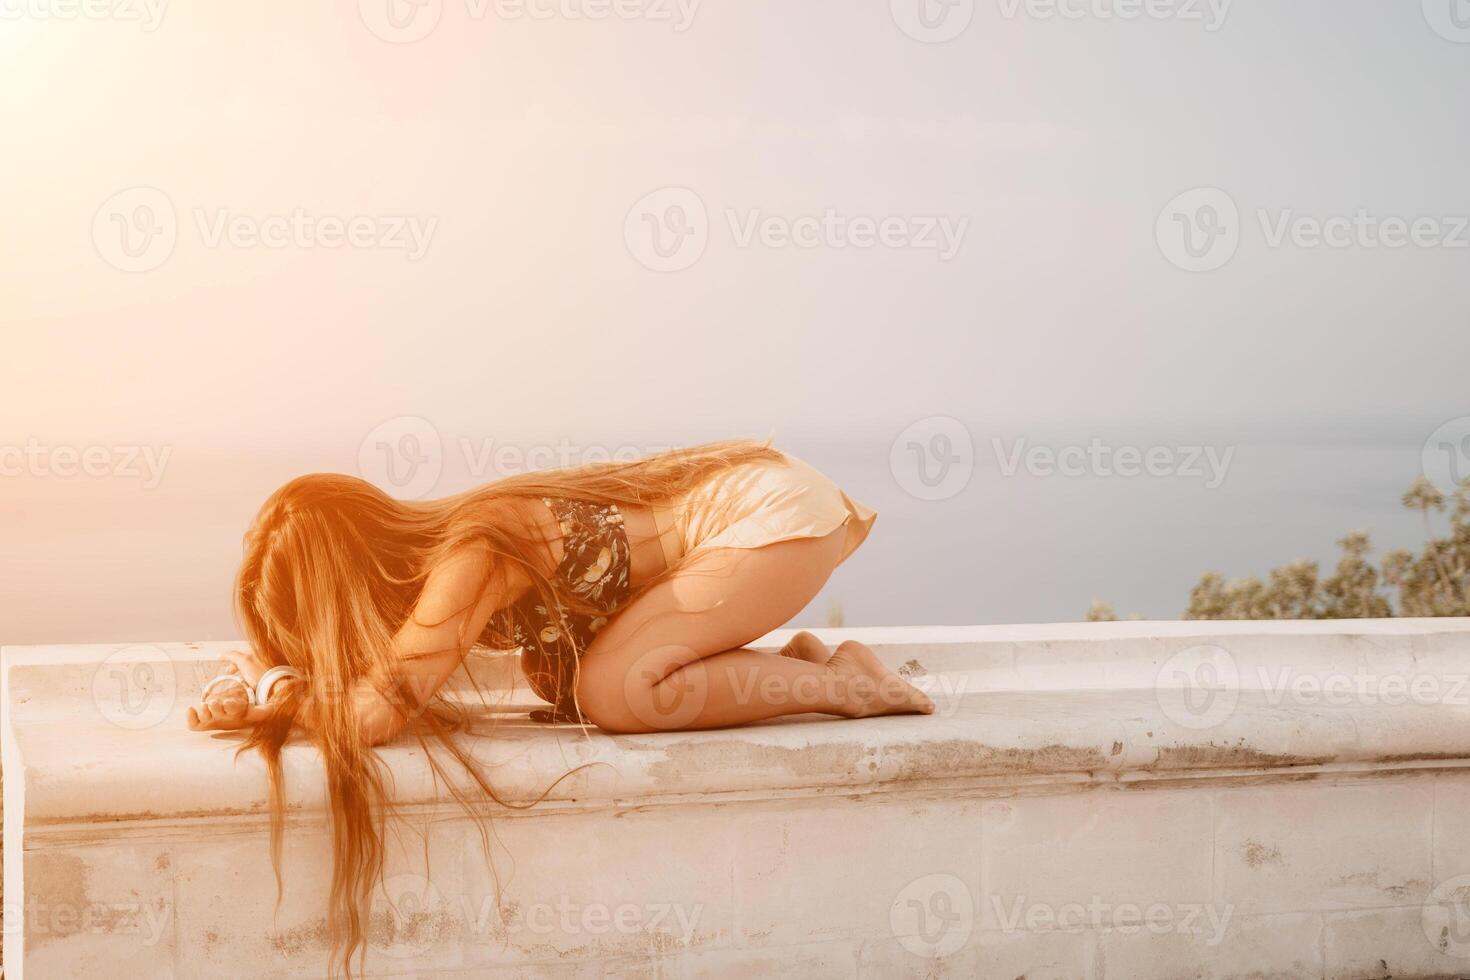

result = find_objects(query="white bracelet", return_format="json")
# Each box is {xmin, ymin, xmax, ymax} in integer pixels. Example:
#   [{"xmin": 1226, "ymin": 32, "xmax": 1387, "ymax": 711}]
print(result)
[
  {"xmin": 201, "ymin": 674, "xmax": 252, "ymax": 703},
  {"xmin": 254, "ymin": 665, "xmax": 304, "ymax": 705}
]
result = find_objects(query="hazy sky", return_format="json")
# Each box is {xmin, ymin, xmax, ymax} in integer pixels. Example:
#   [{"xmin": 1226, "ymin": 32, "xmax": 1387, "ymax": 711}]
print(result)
[{"xmin": 3, "ymin": 1, "xmax": 1467, "ymax": 643}]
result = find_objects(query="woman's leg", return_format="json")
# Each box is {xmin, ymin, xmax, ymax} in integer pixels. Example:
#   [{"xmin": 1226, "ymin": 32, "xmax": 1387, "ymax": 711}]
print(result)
[{"xmin": 573, "ymin": 526, "xmax": 933, "ymax": 734}]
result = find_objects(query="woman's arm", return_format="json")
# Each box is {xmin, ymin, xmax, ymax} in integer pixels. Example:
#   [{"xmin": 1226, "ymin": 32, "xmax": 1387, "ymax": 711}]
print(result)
[
  {"xmin": 189, "ymin": 553, "xmax": 527, "ymax": 742},
  {"xmin": 188, "ymin": 500, "xmax": 548, "ymax": 742},
  {"xmin": 357, "ymin": 544, "xmax": 529, "ymax": 744}
]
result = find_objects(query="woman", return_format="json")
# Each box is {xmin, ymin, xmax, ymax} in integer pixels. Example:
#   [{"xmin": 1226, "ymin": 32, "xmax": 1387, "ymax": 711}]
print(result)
[{"xmin": 187, "ymin": 439, "xmax": 932, "ymax": 975}]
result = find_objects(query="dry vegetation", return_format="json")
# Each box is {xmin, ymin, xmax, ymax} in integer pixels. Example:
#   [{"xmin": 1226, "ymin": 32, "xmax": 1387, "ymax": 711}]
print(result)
[{"xmin": 1090, "ymin": 477, "xmax": 1470, "ymax": 621}]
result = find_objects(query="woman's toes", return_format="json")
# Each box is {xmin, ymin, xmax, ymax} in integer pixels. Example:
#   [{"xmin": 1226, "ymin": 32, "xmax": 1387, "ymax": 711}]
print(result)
[
  {"xmin": 780, "ymin": 630, "xmax": 831, "ymax": 664},
  {"xmin": 829, "ymin": 640, "xmax": 935, "ymax": 718}
]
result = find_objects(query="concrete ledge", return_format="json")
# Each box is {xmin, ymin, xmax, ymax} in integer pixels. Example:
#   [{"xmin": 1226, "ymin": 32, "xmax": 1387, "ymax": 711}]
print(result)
[
  {"xmin": 8, "ymin": 621, "xmax": 1470, "ymax": 830},
  {"xmin": 7, "ymin": 621, "xmax": 1470, "ymax": 978}
]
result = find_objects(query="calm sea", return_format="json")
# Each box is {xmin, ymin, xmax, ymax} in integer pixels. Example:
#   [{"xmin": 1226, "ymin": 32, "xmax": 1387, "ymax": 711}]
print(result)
[{"xmin": 0, "ymin": 433, "xmax": 1436, "ymax": 646}]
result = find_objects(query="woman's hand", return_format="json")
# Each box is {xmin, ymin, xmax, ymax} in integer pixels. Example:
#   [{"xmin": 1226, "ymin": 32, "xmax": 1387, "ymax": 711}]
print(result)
[
  {"xmin": 219, "ymin": 647, "xmax": 269, "ymax": 686},
  {"xmin": 187, "ymin": 692, "xmax": 272, "ymax": 731},
  {"xmin": 185, "ymin": 650, "xmax": 274, "ymax": 732}
]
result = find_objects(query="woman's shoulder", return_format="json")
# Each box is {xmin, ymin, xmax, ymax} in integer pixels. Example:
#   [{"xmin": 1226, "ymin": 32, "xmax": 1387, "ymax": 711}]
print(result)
[
  {"xmin": 418, "ymin": 534, "xmax": 539, "ymax": 626},
  {"xmin": 413, "ymin": 546, "xmax": 491, "ymax": 624}
]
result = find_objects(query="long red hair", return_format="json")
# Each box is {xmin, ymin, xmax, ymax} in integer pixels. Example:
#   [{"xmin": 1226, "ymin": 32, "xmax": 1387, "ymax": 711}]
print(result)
[{"xmin": 232, "ymin": 438, "xmax": 780, "ymax": 977}]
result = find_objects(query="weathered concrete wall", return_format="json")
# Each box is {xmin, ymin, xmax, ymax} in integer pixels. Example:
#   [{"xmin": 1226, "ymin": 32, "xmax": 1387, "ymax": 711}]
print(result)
[{"xmin": 6, "ymin": 622, "xmax": 1470, "ymax": 978}]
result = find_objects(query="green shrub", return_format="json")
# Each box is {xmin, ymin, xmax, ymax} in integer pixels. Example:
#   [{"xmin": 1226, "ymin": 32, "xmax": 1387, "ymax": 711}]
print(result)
[{"xmin": 1089, "ymin": 477, "xmax": 1470, "ymax": 621}]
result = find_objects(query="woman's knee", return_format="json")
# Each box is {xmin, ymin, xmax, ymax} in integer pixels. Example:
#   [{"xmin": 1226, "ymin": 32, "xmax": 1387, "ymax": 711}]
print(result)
[
  {"xmin": 573, "ymin": 655, "xmax": 648, "ymax": 734},
  {"xmin": 575, "ymin": 644, "xmax": 704, "ymax": 734}
]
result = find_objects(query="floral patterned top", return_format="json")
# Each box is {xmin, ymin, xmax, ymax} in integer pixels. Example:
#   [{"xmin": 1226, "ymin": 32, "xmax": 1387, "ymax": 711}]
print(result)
[{"xmin": 496, "ymin": 496, "xmax": 632, "ymax": 720}]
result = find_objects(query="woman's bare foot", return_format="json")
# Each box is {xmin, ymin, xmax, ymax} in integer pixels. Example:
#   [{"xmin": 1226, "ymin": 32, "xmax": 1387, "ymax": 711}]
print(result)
[
  {"xmin": 779, "ymin": 630, "xmax": 831, "ymax": 664},
  {"xmin": 826, "ymin": 640, "xmax": 935, "ymax": 718}
]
